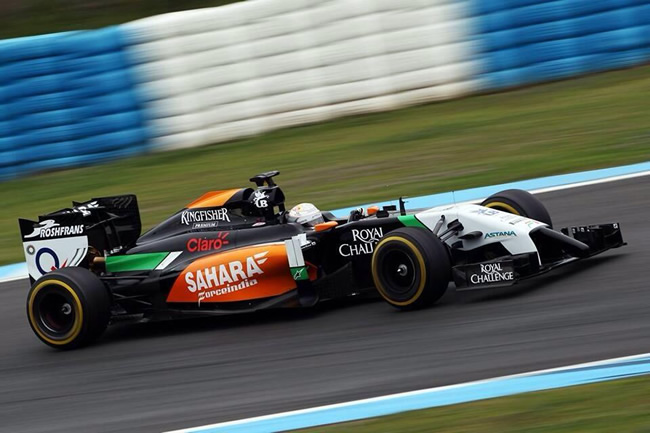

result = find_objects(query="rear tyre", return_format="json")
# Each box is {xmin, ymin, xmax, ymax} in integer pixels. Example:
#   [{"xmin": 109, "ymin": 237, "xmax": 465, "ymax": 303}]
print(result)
[
  {"xmin": 371, "ymin": 228, "xmax": 451, "ymax": 310},
  {"xmin": 481, "ymin": 189, "xmax": 553, "ymax": 228},
  {"xmin": 27, "ymin": 267, "xmax": 111, "ymax": 350}
]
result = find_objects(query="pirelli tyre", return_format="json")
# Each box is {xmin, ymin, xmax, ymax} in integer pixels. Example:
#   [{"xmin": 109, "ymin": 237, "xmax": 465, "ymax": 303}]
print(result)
[
  {"xmin": 371, "ymin": 227, "xmax": 451, "ymax": 310},
  {"xmin": 26, "ymin": 267, "xmax": 111, "ymax": 350},
  {"xmin": 481, "ymin": 189, "xmax": 553, "ymax": 228}
]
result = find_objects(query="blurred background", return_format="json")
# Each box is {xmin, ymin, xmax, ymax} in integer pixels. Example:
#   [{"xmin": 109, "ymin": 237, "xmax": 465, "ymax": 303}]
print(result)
[
  {"xmin": 0, "ymin": 0, "xmax": 243, "ymax": 39},
  {"xmin": 0, "ymin": 0, "xmax": 648, "ymax": 266}
]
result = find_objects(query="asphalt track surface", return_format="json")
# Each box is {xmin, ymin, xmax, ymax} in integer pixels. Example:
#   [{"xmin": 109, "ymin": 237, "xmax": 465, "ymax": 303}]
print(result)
[{"xmin": 1, "ymin": 177, "xmax": 648, "ymax": 433}]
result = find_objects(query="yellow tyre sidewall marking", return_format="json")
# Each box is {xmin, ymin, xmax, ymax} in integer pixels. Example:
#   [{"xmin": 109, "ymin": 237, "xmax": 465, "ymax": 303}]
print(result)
[
  {"xmin": 372, "ymin": 236, "xmax": 426, "ymax": 307},
  {"xmin": 28, "ymin": 280, "xmax": 83, "ymax": 346},
  {"xmin": 484, "ymin": 201, "xmax": 520, "ymax": 215}
]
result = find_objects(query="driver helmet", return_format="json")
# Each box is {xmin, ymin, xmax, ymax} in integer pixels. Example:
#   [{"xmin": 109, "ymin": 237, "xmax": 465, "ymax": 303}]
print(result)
[{"xmin": 287, "ymin": 203, "xmax": 324, "ymax": 226}]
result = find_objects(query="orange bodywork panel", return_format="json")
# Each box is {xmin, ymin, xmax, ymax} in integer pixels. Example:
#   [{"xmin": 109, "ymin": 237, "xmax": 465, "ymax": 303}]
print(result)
[
  {"xmin": 314, "ymin": 221, "xmax": 338, "ymax": 232},
  {"xmin": 186, "ymin": 189, "xmax": 241, "ymax": 209},
  {"xmin": 167, "ymin": 243, "xmax": 309, "ymax": 304}
]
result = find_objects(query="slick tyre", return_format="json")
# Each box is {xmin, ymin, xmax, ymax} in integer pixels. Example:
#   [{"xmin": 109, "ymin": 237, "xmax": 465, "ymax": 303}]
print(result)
[
  {"xmin": 481, "ymin": 189, "xmax": 553, "ymax": 228},
  {"xmin": 27, "ymin": 267, "xmax": 111, "ymax": 350},
  {"xmin": 371, "ymin": 228, "xmax": 451, "ymax": 310}
]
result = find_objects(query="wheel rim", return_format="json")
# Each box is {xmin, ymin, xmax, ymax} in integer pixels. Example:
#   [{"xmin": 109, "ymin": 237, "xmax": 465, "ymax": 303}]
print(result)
[
  {"xmin": 29, "ymin": 281, "xmax": 83, "ymax": 344},
  {"xmin": 37, "ymin": 291, "xmax": 75, "ymax": 335},
  {"xmin": 381, "ymin": 250, "xmax": 416, "ymax": 295}
]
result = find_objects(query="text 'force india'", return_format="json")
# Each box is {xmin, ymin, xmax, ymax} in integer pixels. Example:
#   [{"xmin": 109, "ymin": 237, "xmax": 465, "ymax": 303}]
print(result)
[{"xmin": 19, "ymin": 171, "xmax": 625, "ymax": 349}]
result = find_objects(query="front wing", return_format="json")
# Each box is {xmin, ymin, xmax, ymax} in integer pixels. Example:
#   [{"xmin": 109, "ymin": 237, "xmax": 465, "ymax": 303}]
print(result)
[{"xmin": 452, "ymin": 223, "xmax": 625, "ymax": 291}]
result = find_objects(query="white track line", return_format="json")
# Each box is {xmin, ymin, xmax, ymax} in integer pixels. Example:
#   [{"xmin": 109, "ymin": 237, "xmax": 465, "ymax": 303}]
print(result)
[{"xmin": 530, "ymin": 170, "xmax": 650, "ymax": 195}]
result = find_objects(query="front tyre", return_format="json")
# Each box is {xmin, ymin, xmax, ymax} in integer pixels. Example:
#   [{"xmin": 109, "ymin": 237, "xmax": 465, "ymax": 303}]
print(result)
[
  {"xmin": 371, "ymin": 228, "xmax": 451, "ymax": 310},
  {"xmin": 481, "ymin": 189, "xmax": 553, "ymax": 228},
  {"xmin": 27, "ymin": 267, "xmax": 111, "ymax": 350}
]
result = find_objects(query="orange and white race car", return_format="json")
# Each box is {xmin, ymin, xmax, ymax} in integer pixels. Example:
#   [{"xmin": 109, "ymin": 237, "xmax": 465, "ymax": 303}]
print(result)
[{"xmin": 19, "ymin": 171, "xmax": 624, "ymax": 349}]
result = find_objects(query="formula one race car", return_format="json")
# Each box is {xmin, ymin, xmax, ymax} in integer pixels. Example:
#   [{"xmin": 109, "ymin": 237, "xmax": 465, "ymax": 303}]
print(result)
[{"xmin": 19, "ymin": 171, "xmax": 625, "ymax": 349}]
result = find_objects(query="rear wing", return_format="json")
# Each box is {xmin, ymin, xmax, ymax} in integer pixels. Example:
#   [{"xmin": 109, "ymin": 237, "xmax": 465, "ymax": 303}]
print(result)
[{"xmin": 19, "ymin": 195, "xmax": 141, "ymax": 283}]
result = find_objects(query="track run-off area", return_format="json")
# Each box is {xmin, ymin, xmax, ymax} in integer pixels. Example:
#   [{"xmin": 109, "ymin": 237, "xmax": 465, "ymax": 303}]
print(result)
[{"xmin": 0, "ymin": 174, "xmax": 649, "ymax": 432}]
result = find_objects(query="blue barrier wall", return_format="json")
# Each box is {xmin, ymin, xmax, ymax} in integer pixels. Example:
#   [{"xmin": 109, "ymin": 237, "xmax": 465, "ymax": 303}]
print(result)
[
  {"xmin": 0, "ymin": 0, "xmax": 648, "ymax": 180},
  {"xmin": 472, "ymin": 0, "xmax": 650, "ymax": 89},
  {"xmin": 0, "ymin": 27, "xmax": 149, "ymax": 180}
]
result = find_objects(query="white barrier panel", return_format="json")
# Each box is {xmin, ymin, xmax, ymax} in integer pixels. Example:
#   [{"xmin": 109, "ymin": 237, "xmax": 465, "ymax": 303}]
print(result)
[
  {"xmin": 122, "ymin": 0, "xmax": 478, "ymax": 151},
  {"xmin": 3, "ymin": 0, "xmax": 647, "ymax": 180}
]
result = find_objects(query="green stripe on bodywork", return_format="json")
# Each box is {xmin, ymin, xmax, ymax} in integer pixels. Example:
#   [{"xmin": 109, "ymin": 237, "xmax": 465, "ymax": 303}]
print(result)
[
  {"xmin": 106, "ymin": 252, "xmax": 169, "ymax": 273},
  {"xmin": 290, "ymin": 266, "xmax": 309, "ymax": 281},
  {"xmin": 398, "ymin": 214, "xmax": 426, "ymax": 229}
]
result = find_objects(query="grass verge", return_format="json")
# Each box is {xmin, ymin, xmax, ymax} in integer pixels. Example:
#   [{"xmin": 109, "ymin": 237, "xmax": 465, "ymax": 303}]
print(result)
[
  {"xmin": 297, "ymin": 375, "xmax": 650, "ymax": 433},
  {"xmin": 2, "ymin": 65, "xmax": 649, "ymax": 265}
]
